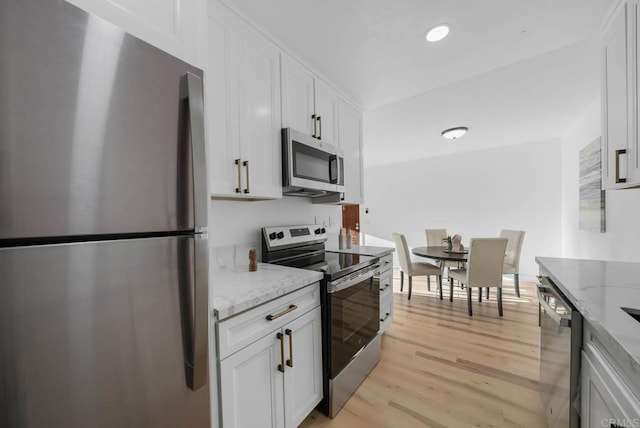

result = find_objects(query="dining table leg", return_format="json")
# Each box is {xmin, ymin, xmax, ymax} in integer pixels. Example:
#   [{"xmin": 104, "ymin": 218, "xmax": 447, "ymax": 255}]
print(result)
[
  {"xmin": 449, "ymin": 277, "xmax": 454, "ymax": 302},
  {"xmin": 438, "ymin": 275, "xmax": 443, "ymax": 300},
  {"xmin": 485, "ymin": 287, "xmax": 490, "ymax": 299}
]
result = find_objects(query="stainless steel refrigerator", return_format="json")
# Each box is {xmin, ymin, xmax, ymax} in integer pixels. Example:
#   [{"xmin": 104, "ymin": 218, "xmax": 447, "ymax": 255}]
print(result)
[{"xmin": 0, "ymin": 1, "xmax": 210, "ymax": 427}]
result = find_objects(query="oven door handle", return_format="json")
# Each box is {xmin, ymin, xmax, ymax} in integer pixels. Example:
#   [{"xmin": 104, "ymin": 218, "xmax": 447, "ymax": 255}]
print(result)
[
  {"xmin": 536, "ymin": 284, "xmax": 571, "ymax": 327},
  {"xmin": 327, "ymin": 265, "xmax": 379, "ymax": 293}
]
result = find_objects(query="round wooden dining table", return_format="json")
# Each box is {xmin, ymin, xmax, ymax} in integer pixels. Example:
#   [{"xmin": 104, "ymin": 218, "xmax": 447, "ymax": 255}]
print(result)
[{"xmin": 411, "ymin": 246, "xmax": 468, "ymax": 301}]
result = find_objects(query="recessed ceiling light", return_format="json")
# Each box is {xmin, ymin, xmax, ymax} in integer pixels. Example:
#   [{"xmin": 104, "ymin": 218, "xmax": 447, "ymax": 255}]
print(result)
[
  {"xmin": 441, "ymin": 127, "xmax": 468, "ymax": 139},
  {"xmin": 425, "ymin": 24, "xmax": 451, "ymax": 42}
]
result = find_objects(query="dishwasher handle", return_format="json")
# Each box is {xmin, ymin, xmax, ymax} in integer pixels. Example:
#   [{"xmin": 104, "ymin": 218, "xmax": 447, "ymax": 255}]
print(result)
[{"xmin": 537, "ymin": 283, "xmax": 571, "ymax": 327}]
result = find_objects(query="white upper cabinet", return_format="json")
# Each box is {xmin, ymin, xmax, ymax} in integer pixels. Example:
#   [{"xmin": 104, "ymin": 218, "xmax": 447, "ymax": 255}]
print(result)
[
  {"xmin": 207, "ymin": 3, "xmax": 282, "ymax": 199},
  {"xmin": 65, "ymin": 0, "xmax": 206, "ymax": 67},
  {"xmin": 314, "ymin": 79, "xmax": 340, "ymax": 147},
  {"xmin": 600, "ymin": 0, "xmax": 640, "ymax": 189},
  {"xmin": 280, "ymin": 57, "xmax": 316, "ymax": 137},
  {"xmin": 281, "ymin": 56, "xmax": 340, "ymax": 147},
  {"xmin": 337, "ymin": 100, "xmax": 364, "ymax": 204}
]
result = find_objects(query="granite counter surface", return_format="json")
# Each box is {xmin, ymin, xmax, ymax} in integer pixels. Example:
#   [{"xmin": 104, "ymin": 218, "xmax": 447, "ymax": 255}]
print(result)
[
  {"xmin": 212, "ymin": 263, "xmax": 323, "ymax": 321},
  {"xmin": 536, "ymin": 257, "xmax": 640, "ymax": 377},
  {"xmin": 330, "ymin": 245, "xmax": 394, "ymax": 257}
]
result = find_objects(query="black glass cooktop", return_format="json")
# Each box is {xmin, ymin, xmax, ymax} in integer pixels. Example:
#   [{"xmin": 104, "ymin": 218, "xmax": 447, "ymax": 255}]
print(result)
[{"xmin": 307, "ymin": 252, "xmax": 378, "ymax": 280}]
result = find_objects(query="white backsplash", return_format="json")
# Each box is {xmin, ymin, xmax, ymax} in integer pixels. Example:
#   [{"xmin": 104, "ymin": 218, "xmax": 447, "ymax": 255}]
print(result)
[{"xmin": 209, "ymin": 196, "xmax": 342, "ymax": 268}]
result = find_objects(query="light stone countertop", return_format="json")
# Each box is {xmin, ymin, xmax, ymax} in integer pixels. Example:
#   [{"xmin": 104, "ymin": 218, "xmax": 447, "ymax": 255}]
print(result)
[
  {"xmin": 212, "ymin": 263, "xmax": 323, "ymax": 321},
  {"xmin": 536, "ymin": 257, "xmax": 640, "ymax": 378},
  {"xmin": 330, "ymin": 245, "xmax": 394, "ymax": 257}
]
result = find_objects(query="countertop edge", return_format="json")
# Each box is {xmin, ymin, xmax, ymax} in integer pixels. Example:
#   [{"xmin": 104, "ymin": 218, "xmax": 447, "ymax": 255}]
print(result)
[
  {"xmin": 212, "ymin": 267, "xmax": 323, "ymax": 322},
  {"xmin": 535, "ymin": 256, "xmax": 640, "ymax": 381}
]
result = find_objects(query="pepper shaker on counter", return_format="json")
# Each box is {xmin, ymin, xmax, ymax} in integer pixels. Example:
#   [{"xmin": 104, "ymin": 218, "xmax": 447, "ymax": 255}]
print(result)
[
  {"xmin": 338, "ymin": 229, "xmax": 345, "ymax": 249},
  {"xmin": 346, "ymin": 229, "xmax": 352, "ymax": 249},
  {"xmin": 248, "ymin": 249, "xmax": 257, "ymax": 272}
]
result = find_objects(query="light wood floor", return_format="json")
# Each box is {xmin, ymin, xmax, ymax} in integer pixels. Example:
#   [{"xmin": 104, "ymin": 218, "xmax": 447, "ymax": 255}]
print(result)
[{"xmin": 300, "ymin": 269, "xmax": 546, "ymax": 428}]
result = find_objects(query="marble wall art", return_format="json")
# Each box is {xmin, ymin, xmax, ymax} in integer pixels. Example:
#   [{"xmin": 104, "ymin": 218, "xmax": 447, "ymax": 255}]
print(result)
[{"xmin": 579, "ymin": 137, "xmax": 606, "ymax": 232}]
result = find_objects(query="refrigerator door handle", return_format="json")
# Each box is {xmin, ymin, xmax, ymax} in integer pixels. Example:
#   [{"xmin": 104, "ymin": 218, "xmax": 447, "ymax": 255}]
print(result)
[
  {"xmin": 183, "ymin": 234, "xmax": 209, "ymax": 391},
  {"xmin": 181, "ymin": 73, "xmax": 208, "ymax": 233}
]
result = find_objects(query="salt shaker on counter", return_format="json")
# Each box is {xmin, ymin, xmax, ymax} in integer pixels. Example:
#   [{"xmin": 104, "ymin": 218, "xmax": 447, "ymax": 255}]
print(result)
[
  {"xmin": 338, "ymin": 229, "xmax": 345, "ymax": 249},
  {"xmin": 248, "ymin": 249, "xmax": 257, "ymax": 272}
]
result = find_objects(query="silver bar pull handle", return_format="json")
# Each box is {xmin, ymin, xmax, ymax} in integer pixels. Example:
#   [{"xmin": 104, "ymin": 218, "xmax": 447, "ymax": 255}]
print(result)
[
  {"xmin": 180, "ymin": 73, "xmax": 208, "ymax": 391},
  {"xmin": 311, "ymin": 114, "xmax": 317, "ymax": 138},
  {"xmin": 380, "ymin": 312, "xmax": 391, "ymax": 322},
  {"xmin": 181, "ymin": 73, "xmax": 207, "ymax": 233},
  {"xmin": 243, "ymin": 160, "xmax": 250, "ymax": 194},
  {"xmin": 317, "ymin": 116, "xmax": 322, "ymax": 140},
  {"xmin": 235, "ymin": 159, "xmax": 242, "ymax": 193},
  {"xmin": 615, "ymin": 149, "xmax": 627, "ymax": 183},
  {"xmin": 180, "ymin": 236, "xmax": 209, "ymax": 391},
  {"xmin": 536, "ymin": 284, "xmax": 571, "ymax": 327}
]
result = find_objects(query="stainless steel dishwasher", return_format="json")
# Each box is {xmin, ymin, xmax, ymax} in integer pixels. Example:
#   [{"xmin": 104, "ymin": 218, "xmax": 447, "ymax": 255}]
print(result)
[{"xmin": 537, "ymin": 276, "xmax": 583, "ymax": 428}]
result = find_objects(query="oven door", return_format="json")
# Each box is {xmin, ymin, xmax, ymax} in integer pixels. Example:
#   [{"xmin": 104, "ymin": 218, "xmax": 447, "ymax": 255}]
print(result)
[
  {"xmin": 282, "ymin": 128, "xmax": 342, "ymax": 193},
  {"xmin": 327, "ymin": 270, "xmax": 379, "ymax": 377}
]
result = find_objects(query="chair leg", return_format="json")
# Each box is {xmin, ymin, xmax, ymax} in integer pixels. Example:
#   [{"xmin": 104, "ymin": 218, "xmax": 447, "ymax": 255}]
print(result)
[
  {"xmin": 498, "ymin": 288, "xmax": 503, "ymax": 316},
  {"xmin": 438, "ymin": 275, "xmax": 443, "ymax": 300},
  {"xmin": 514, "ymin": 274, "xmax": 521, "ymax": 298},
  {"xmin": 467, "ymin": 286, "xmax": 473, "ymax": 316},
  {"xmin": 485, "ymin": 287, "xmax": 490, "ymax": 299},
  {"xmin": 478, "ymin": 288, "xmax": 482, "ymax": 302},
  {"xmin": 400, "ymin": 271, "xmax": 404, "ymax": 292},
  {"xmin": 408, "ymin": 276, "xmax": 413, "ymax": 300},
  {"xmin": 427, "ymin": 275, "xmax": 431, "ymax": 292},
  {"xmin": 449, "ymin": 277, "xmax": 454, "ymax": 302}
]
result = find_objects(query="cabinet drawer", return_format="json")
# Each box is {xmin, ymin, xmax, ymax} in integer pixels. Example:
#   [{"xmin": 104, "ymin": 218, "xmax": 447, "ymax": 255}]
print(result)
[
  {"xmin": 377, "ymin": 254, "xmax": 393, "ymax": 273},
  {"xmin": 583, "ymin": 343, "xmax": 640, "ymax": 420},
  {"xmin": 379, "ymin": 293, "xmax": 393, "ymax": 333},
  {"xmin": 376, "ymin": 269, "xmax": 393, "ymax": 301},
  {"xmin": 217, "ymin": 282, "xmax": 320, "ymax": 360},
  {"xmin": 584, "ymin": 322, "xmax": 640, "ymax": 400}
]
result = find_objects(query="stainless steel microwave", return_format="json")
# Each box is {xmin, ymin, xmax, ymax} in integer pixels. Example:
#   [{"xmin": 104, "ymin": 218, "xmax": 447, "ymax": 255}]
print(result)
[{"xmin": 282, "ymin": 128, "xmax": 344, "ymax": 198}]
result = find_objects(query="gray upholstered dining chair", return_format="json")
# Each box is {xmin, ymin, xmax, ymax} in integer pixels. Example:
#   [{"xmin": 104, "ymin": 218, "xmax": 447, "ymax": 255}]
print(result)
[
  {"xmin": 500, "ymin": 229, "xmax": 525, "ymax": 298},
  {"xmin": 392, "ymin": 233, "xmax": 442, "ymax": 300},
  {"xmin": 448, "ymin": 238, "xmax": 508, "ymax": 316}
]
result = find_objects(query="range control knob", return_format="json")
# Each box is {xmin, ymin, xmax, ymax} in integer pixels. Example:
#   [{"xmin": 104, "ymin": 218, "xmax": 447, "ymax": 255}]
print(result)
[
  {"xmin": 321, "ymin": 228, "xmax": 326, "ymax": 234},
  {"xmin": 276, "ymin": 231, "xmax": 285, "ymax": 239},
  {"xmin": 315, "ymin": 228, "xmax": 322, "ymax": 235},
  {"xmin": 268, "ymin": 232, "xmax": 277, "ymax": 240}
]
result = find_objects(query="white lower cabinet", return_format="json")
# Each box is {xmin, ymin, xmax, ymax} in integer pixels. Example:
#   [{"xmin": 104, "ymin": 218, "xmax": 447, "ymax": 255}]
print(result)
[
  {"xmin": 218, "ymin": 302, "xmax": 322, "ymax": 428},
  {"xmin": 581, "ymin": 344, "xmax": 640, "ymax": 428}
]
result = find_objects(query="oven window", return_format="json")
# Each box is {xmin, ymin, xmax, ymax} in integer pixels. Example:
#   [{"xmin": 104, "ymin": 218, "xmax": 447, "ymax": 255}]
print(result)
[
  {"xmin": 292, "ymin": 141, "xmax": 332, "ymax": 183},
  {"xmin": 339, "ymin": 287, "xmax": 374, "ymax": 343},
  {"xmin": 330, "ymin": 277, "xmax": 379, "ymax": 376}
]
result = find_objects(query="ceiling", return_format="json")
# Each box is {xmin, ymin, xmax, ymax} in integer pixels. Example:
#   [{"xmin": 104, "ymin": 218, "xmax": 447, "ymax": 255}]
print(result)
[{"xmin": 220, "ymin": 0, "xmax": 613, "ymax": 167}]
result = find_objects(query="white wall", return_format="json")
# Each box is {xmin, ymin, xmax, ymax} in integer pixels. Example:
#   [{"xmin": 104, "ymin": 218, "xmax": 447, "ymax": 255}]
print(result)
[
  {"xmin": 561, "ymin": 100, "xmax": 640, "ymax": 261},
  {"xmin": 362, "ymin": 139, "xmax": 563, "ymax": 278}
]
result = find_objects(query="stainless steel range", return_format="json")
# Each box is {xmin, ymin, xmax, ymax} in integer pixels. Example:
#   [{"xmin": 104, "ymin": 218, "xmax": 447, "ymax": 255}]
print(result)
[{"xmin": 262, "ymin": 225, "xmax": 381, "ymax": 418}]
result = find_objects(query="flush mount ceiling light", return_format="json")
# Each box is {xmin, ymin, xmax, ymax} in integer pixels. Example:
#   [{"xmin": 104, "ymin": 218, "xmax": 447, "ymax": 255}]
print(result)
[
  {"xmin": 441, "ymin": 127, "xmax": 468, "ymax": 139},
  {"xmin": 425, "ymin": 24, "xmax": 451, "ymax": 42}
]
